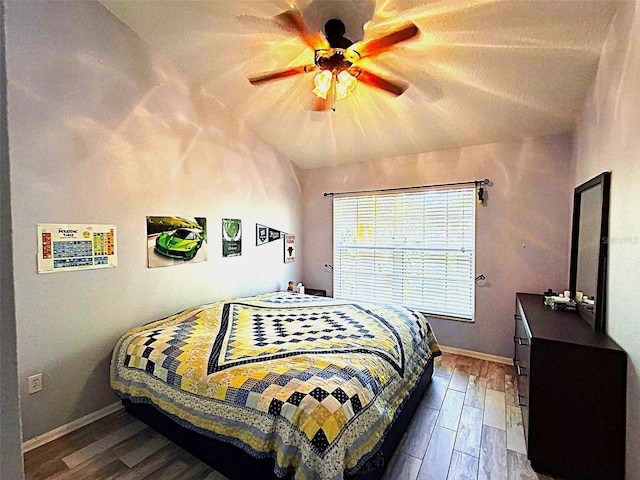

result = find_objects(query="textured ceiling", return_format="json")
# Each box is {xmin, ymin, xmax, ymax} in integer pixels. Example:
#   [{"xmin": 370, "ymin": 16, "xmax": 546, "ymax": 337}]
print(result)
[{"xmin": 101, "ymin": 0, "xmax": 620, "ymax": 169}]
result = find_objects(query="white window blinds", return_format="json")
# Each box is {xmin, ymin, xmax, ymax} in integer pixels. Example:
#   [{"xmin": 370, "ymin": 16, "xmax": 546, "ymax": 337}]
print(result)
[{"xmin": 333, "ymin": 187, "xmax": 476, "ymax": 320}]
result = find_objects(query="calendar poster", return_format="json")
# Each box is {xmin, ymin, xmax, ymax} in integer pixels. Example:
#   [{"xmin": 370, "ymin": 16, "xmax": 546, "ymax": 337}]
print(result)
[{"xmin": 37, "ymin": 223, "xmax": 117, "ymax": 273}]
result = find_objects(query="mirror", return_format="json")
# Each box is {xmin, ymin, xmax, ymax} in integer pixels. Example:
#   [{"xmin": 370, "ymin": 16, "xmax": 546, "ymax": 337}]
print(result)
[{"xmin": 569, "ymin": 172, "xmax": 610, "ymax": 331}]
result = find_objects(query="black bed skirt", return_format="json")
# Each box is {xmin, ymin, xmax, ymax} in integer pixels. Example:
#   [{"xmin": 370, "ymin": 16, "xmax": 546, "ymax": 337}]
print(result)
[{"xmin": 122, "ymin": 358, "xmax": 434, "ymax": 480}]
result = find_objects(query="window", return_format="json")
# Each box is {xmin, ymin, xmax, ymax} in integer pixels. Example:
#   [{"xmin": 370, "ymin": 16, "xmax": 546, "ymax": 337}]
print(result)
[{"xmin": 333, "ymin": 187, "xmax": 476, "ymax": 320}]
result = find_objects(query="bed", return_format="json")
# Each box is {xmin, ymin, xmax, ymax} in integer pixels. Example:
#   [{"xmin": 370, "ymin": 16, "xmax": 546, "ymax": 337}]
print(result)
[{"xmin": 110, "ymin": 292, "xmax": 441, "ymax": 480}]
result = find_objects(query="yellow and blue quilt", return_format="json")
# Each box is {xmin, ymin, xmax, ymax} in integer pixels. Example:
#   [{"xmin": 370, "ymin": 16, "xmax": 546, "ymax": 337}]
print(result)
[{"xmin": 111, "ymin": 292, "xmax": 441, "ymax": 480}]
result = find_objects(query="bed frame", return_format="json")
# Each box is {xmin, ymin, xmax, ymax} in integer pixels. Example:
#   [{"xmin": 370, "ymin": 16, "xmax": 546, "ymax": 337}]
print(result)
[{"xmin": 122, "ymin": 358, "xmax": 434, "ymax": 480}]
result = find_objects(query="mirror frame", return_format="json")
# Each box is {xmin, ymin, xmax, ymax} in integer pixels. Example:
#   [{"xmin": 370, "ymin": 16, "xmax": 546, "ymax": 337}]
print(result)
[{"xmin": 569, "ymin": 172, "xmax": 611, "ymax": 332}]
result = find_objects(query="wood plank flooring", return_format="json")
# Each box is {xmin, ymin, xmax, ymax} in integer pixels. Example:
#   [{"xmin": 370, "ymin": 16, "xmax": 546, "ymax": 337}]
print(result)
[{"xmin": 23, "ymin": 353, "xmax": 557, "ymax": 480}]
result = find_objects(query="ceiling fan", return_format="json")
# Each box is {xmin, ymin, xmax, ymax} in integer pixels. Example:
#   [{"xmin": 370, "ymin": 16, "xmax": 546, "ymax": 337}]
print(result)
[{"xmin": 247, "ymin": 10, "xmax": 419, "ymax": 111}]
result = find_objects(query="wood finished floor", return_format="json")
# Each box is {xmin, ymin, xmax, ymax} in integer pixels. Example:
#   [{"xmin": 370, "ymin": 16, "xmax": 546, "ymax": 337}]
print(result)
[{"xmin": 23, "ymin": 353, "xmax": 557, "ymax": 480}]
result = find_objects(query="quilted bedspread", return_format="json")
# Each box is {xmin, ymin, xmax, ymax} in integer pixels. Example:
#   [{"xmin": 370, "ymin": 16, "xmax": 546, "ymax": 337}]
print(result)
[{"xmin": 110, "ymin": 292, "xmax": 441, "ymax": 480}]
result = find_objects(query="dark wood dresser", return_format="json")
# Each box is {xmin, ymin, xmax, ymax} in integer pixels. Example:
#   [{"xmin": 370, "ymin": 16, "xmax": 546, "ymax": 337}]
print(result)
[
  {"xmin": 304, "ymin": 288, "xmax": 327, "ymax": 297},
  {"xmin": 514, "ymin": 293, "xmax": 627, "ymax": 479}
]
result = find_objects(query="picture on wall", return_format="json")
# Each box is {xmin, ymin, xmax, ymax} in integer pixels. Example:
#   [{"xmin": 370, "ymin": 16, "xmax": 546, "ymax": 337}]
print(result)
[
  {"xmin": 147, "ymin": 216, "xmax": 207, "ymax": 268},
  {"xmin": 284, "ymin": 234, "xmax": 296, "ymax": 263},
  {"xmin": 222, "ymin": 218, "xmax": 242, "ymax": 257},
  {"xmin": 37, "ymin": 223, "xmax": 117, "ymax": 274}
]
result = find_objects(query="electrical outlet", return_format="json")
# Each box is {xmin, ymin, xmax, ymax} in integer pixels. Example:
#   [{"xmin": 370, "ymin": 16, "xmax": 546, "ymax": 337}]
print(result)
[{"xmin": 28, "ymin": 373, "xmax": 43, "ymax": 394}]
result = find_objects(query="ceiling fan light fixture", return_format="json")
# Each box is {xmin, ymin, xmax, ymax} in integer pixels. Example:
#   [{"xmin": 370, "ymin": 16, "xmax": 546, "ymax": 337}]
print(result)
[
  {"xmin": 312, "ymin": 69, "xmax": 358, "ymax": 102},
  {"xmin": 335, "ymin": 70, "xmax": 358, "ymax": 100},
  {"xmin": 312, "ymin": 70, "xmax": 333, "ymax": 99}
]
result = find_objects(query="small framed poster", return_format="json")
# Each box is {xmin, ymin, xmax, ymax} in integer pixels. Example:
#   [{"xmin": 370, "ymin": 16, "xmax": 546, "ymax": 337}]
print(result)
[
  {"xmin": 222, "ymin": 219, "xmax": 242, "ymax": 257},
  {"xmin": 37, "ymin": 223, "xmax": 117, "ymax": 273},
  {"xmin": 284, "ymin": 234, "xmax": 295, "ymax": 263}
]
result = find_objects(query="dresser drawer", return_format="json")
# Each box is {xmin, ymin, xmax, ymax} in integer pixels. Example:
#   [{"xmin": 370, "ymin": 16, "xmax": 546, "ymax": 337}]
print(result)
[
  {"xmin": 514, "ymin": 353, "xmax": 529, "ymax": 399},
  {"xmin": 513, "ymin": 313, "xmax": 531, "ymax": 441},
  {"xmin": 513, "ymin": 314, "xmax": 531, "ymax": 373},
  {"xmin": 515, "ymin": 312, "xmax": 528, "ymax": 340}
]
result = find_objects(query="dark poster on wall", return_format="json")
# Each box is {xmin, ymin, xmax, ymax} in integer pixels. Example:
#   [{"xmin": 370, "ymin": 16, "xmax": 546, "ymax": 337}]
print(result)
[
  {"xmin": 222, "ymin": 219, "xmax": 242, "ymax": 257},
  {"xmin": 256, "ymin": 224, "xmax": 284, "ymax": 246}
]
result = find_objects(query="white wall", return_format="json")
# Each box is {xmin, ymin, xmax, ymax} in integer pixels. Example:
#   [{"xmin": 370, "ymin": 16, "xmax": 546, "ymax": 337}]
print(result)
[
  {"xmin": 6, "ymin": 1, "xmax": 302, "ymax": 441},
  {"xmin": 299, "ymin": 133, "xmax": 573, "ymax": 358},
  {"xmin": 572, "ymin": 2, "xmax": 640, "ymax": 477}
]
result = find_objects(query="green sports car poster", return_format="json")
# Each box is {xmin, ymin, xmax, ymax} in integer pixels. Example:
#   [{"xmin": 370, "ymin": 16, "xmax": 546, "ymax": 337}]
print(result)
[
  {"xmin": 147, "ymin": 216, "xmax": 207, "ymax": 268},
  {"xmin": 222, "ymin": 218, "xmax": 242, "ymax": 257}
]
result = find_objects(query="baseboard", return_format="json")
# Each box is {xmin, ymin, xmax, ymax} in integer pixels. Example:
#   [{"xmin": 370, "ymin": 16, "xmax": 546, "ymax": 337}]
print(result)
[
  {"xmin": 439, "ymin": 345, "xmax": 512, "ymax": 365},
  {"xmin": 22, "ymin": 401, "xmax": 123, "ymax": 453}
]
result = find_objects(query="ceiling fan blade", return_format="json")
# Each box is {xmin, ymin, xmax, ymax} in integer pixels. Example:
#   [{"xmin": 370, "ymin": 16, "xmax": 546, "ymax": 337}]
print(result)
[
  {"xmin": 311, "ymin": 93, "xmax": 331, "ymax": 112},
  {"xmin": 355, "ymin": 69, "xmax": 408, "ymax": 97},
  {"xmin": 348, "ymin": 23, "xmax": 419, "ymax": 60},
  {"xmin": 248, "ymin": 65, "xmax": 317, "ymax": 86},
  {"xmin": 274, "ymin": 10, "xmax": 329, "ymax": 51}
]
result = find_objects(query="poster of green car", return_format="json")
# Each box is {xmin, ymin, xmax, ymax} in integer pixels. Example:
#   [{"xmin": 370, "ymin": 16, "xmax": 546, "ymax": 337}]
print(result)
[
  {"xmin": 222, "ymin": 218, "xmax": 241, "ymax": 257},
  {"xmin": 147, "ymin": 216, "xmax": 207, "ymax": 267}
]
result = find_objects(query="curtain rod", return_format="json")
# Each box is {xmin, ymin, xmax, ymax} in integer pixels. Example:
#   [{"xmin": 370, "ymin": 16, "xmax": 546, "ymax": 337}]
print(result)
[{"xmin": 323, "ymin": 178, "xmax": 490, "ymax": 197}]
